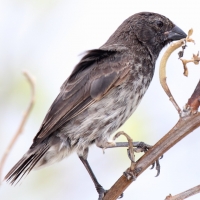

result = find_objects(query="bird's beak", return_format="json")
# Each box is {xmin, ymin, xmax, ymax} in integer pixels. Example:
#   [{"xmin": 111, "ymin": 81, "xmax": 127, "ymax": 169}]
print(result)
[{"xmin": 165, "ymin": 25, "xmax": 187, "ymax": 41}]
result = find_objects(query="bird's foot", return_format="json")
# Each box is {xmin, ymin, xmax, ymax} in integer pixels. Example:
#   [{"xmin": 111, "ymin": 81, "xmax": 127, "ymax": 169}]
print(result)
[
  {"xmin": 96, "ymin": 184, "xmax": 123, "ymax": 199},
  {"xmin": 131, "ymin": 141, "xmax": 152, "ymax": 153},
  {"xmin": 150, "ymin": 155, "xmax": 163, "ymax": 177},
  {"xmin": 96, "ymin": 185, "xmax": 107, "ymax": 200},
  {"xmin": 135, "ymin": 142, "xmax": 163, "ymax": 177},
  {"xmin": 127, "ymin": 143, "xmax": 163, "ymax": 177}
]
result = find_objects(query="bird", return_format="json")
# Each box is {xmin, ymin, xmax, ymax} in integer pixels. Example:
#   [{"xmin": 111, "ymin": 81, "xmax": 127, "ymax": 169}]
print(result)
[{"xmin": 5, "ymin": 12, "xmax": 186, "ymax": 199}]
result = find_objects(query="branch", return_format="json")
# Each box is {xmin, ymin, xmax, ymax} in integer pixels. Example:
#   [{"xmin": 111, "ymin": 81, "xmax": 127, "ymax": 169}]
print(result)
[
  {"xmin": 165, "ymin": 185, "xmax": 200, "ymax": 200},
  {"xmin": 0, "ymin": 70, "xmax": 36, "ymax": 184},
  {"xmin": 162, "ymin": 80, "xmax": 200, "ymax": 200},
  {"xmin": 104, "ymin": 112, "xmax": 200, "ymax": 200}
]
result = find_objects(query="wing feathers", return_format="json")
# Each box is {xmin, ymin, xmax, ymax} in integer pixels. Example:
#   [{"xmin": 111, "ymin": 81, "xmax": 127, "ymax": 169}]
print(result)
[
  {"xmin": 33, "ymin": 47, "xmax": 130, "ymax": 144},
  {"xmin": 90, "ymin": 72, "xmax": 117, "ymax": 99}
]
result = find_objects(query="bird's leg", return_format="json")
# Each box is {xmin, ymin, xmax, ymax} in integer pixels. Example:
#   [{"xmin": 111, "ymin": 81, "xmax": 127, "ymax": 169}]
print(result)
[{"xmin": 79, "ymin": 156, "xmax": 106, "ymax": 200}]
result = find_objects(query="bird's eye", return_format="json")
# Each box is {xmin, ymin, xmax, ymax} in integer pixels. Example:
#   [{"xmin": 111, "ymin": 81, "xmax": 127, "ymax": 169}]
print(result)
[{"xmin": 156, "ymin": 21, "xmax": 163, "ymax": 28}]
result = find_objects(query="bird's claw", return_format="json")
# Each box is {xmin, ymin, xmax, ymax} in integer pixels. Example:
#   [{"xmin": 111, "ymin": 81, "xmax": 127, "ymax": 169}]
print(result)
[
  {"xmin": 96, "ymin": 185, "xmax": 107, "ymax": 200},
  {"xmin": 96, "ymin": 185, "xmax": 123, "ymax": 200},
  {"xmin": 134, "ymin": 141, "xmax": 152, "ymax": 153},
  {"xmin": 118, "ymin": 192, "xmax": 124, "ymax": 199},
  {"xmin": 126, "ymin": 142, "xmax": 163, "ymax": 177},
  {"xmin": 150, "ymin": 156, "xmax": 163, "ymax": 177},
  {"xmin": 98, "ymin": 193, "xmax": 105, "ymax": 200}
]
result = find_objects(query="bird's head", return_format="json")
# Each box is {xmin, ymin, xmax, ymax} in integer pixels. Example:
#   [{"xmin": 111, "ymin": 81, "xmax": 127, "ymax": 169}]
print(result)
[
  {"xmin": 105, "ymin": 12, "xmax": 186, "ymax": 60},
  {"xmin": 131, "ymin": 12, "xmax": 187, "ymax": 56}
]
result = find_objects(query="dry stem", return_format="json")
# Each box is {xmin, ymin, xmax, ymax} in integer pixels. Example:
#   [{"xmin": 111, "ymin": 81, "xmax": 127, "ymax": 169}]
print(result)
[
  {"xmin": 165, "ymin": 185, "xmax": 200, "ymax": 200},
  {"xmin": 180, "ymin": 51, "xmax": 200, "ymax": 77},
  {"xmin": 113, "ymin": 131, "xmax": 135, "ymax": 171},
  {"xmin": 159, "ymin": 39, "xmax": 185, "ymax": 113},
  {"xmin": 159, "ymin": 29, "xmax": 194, "ymax": 114},
  {"xmin": 0, "ymin": 71, "xmax": 35, "ymax": 184}
]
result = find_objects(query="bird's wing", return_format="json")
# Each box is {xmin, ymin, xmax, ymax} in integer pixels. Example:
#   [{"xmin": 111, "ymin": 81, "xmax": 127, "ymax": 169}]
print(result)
[{"xmin": 33, "ymin": 47, "xmax": 131, "ymax": 145}]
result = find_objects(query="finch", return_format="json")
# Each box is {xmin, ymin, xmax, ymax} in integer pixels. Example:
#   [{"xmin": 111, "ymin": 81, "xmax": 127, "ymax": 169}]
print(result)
[{"xmin": 5, "ymin": 12, "xmax": 186, "ymax": 199}]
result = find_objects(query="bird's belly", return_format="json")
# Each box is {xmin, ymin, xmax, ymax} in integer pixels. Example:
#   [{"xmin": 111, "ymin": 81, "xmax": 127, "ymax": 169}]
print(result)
[{"xmin": 58, "ymin": 76, "xmax": 151, "ymax": 156}]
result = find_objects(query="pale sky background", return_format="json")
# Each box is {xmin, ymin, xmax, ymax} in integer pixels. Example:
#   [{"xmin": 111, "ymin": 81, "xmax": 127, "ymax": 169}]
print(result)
[{"xmin": 1, "ymin": 0, "xmax": 200, "ymax": 200}]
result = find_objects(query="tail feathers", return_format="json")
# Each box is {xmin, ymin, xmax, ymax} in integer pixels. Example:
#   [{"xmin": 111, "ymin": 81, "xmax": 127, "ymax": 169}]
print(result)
[{"xmin": 5, "ymin": 144, "xmax": 50, "ymax": 185}]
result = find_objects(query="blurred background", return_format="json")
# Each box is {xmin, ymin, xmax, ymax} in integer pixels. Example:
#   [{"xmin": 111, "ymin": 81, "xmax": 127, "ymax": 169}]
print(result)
[{"xmin": 1, "ymin": 0, "xmax": 200, "ymax": 199}]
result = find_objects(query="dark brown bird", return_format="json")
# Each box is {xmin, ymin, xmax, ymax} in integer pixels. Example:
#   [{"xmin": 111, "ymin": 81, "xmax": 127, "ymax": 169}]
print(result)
[{"xmin": 5, "ymin": 12, "xmax": 186, "ymax": 199}]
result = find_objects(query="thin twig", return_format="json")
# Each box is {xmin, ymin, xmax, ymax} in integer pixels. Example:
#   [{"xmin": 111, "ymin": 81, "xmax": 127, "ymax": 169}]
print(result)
[
  {"xmin": 113, "ymin": 131, "xmax": 135, "ymax": 171},
  {"xmin": 159, "ymin": 29, "xmax": 194, "ymax": 114},
  {"xmin": 0, "ymin": 70, "xmax": 35, "ymax": 184},
  {"xmin": 159, "ymin": 38, "xmax": 185, "ymax": 114},
  {"xmin": 180, "ymin": 51, "xmax": 200, "ymax": 77},
  {"xmin": 165, "ymin": 185, "xmax": 200, "ymax": 200}
]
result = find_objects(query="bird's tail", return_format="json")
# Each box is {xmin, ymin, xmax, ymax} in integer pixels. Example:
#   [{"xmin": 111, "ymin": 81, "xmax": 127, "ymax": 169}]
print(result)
[{"xmin": 4, "ymin": 143, "xmax": 50, "ymax": 185}]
